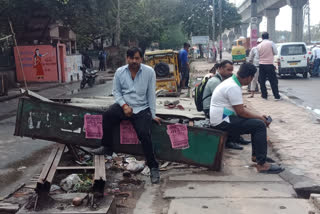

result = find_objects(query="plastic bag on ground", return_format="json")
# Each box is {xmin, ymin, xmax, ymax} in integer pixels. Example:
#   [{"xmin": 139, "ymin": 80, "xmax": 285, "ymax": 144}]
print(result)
[
  {"xmin": 60, "ymin": 174, "xmax": 82, "ymax": 192},
  {"xmin": 126, "ymin": 160, "xmax": 145, "ymax": 172}
]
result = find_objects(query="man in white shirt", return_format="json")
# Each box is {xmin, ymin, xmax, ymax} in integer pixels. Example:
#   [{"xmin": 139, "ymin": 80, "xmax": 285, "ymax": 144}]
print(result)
[
  {"xmin": 312, "ymin": 46, "xmax": 320, "ymax": 77},
  {"xmin": 247, "ymin": 38, "xmax": 262, "ymax": 98},
  {"xmin": 210, "ymin": 63, "xmax": 284, "ymax": 174}
]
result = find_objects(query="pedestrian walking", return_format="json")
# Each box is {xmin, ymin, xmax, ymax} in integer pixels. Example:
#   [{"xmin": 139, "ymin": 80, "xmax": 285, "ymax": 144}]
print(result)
[
  {"xmin": 312, "ymin": 45, "xmax": 320, "ymax": 77},
  {"xmin": 179, "ymin": 43, "xmax": 190, "ymax": 89},
  {"xmin": 103, "ymin": 50, "xmax": 107, "ymax": 71},
  {"xmin": 257, "ymin": 32, "xmax": 281, "ymax": 100},
  {"xmin": 91, "ymin": 47, "xmax": 161, "ymax": 184},
  {"xmin": 98, "ymin": 51, "xmax": 105, "ymax": 71},
  {"xmin": 247, "ymin": 38, "xmax": 263, "ymax": 98}
]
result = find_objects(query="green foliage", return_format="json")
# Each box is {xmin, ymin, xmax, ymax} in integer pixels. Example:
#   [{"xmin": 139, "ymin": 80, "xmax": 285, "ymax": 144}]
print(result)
[
  {"xmin": 0, "ymin": 0, "xmax": 242, "ymax": 50},
  {"xmin": 159, "ymin": 24, "xmax": 187, "ymax": 50},
  {"xmin": 304, "ymin": 24, "xmax": 320, "ymax": 43},
  {"xmin": 181, "ymin": 0, "xmax": 241, "ymax": 40}
]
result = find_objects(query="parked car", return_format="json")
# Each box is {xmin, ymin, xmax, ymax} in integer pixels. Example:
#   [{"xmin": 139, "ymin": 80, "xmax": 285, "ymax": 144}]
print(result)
[{"xmin": 274, "ymin": 42, "xmax": 309, "ymax": 78}]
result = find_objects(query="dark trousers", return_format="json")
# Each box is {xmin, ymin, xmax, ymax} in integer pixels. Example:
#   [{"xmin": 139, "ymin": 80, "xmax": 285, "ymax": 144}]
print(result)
[
  {"xmin": 313, "ymin": 59, "xmax": 320, "ymax": 76},
  {"xmin": 214, "ymin": 116, "xmax": 267, "ymax": 165},
  {"xmin": 99, "ymin": 60, "xmax": 105, "ymax": 71},
  {"xmin": 258, "ymin": 64, "xmax": 280, "ymax": 99},
  {"xmin": 101, "ymin": 104, "xmax": 159, "ymax": 169},
  {"xmin": 203, "ymin": 109, "xmax": 210, "ymax": 118}
]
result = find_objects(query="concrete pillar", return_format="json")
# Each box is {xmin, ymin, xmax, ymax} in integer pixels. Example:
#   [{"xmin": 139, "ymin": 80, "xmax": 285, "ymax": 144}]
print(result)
[
  {"xmin": 264, "ymin": 9, "xmax": 279, "ymax": 42},
  {"xmin": 287, "ymin": 0, "xmax": 308, "ymax": 42},
  {"xmin": 257, "ymin": 17, "xmax": 263, "ymax": 37},
  {"xmin": 240, "ymin": 23, "xmax": 249, "ymax": 37}
]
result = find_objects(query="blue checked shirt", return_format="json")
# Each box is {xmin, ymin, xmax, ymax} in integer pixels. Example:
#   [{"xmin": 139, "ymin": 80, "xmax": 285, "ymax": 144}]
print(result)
[{"xmin": 112, "ymin": 64, "xmax": 156, "ymax": 118}]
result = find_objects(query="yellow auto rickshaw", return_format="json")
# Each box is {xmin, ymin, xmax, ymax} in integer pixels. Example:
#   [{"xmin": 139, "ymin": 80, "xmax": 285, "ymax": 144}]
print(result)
[
  {"xmin": 144, "ymin": 49, "xmax": 181, "ymax": 96},
  {"xmin": 231, "ymin": 45, "xmax": 246, "ymax": 64}
]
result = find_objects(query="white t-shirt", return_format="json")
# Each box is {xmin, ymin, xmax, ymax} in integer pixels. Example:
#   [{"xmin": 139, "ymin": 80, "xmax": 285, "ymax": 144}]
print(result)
[{"xmin": 210, "ymin": 75, "xmax": 243, "ymax": 126}]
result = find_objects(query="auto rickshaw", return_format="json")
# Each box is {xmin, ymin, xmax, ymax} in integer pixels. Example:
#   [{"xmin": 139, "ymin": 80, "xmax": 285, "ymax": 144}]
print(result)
[
  {"xmin": 144, "ymin": 49, "xmax": 181, "ymax": 96},
  {"xmin": 231, "ymin": 45, "xmax": 246, "ymax": 64}
]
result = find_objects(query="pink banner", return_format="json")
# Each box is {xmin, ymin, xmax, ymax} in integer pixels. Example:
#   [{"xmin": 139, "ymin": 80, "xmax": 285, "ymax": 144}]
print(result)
[
  {"xmin": 120, "ymin": 120, "xmax": 139, "ymax": 144},
  {"xmin": 84, "ymin": 115, "xmax": 103, "ymax": 139},
  {"xmin": 251, "ymin": 29, "xmax": 258, "ymax": 48},
  {"xmin": 167, "ymin": 124, "xmax": 189, "ymax": 149}
]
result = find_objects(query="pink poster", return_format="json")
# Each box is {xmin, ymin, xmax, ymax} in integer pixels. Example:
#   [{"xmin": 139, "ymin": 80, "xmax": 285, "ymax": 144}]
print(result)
[
  {"xmin": 84, "ymin": 115, "xmax": 103, "ymax": 139},
  {"xmin": 167, "ymin": 124, "xmax": 189, "ymax": 149},
  {"xmin": 120, "ymin": 120, "xmax": 139, "ymax": 144}
]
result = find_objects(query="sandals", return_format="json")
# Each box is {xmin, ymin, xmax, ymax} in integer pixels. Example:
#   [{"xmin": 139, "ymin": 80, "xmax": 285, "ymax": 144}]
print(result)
[
  {"xmin": 252, "ymin": 156, "xmax": 275, "ymax": 163},
  {"xmin": 258, "ymin": 164, "xmax": 285, "ymax": 174}
]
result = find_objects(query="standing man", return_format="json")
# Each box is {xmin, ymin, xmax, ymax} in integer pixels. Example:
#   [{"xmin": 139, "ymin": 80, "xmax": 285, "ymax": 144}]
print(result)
[
  {"xmin": 92, "ymin": 47, "xmax": 162, "ymax": 184},
  {"xmin": 312, "ymin": 45, "xmax": 320, "ymax": 77},
  {"xmin": 179, "ymin": 43, "xmax": 190, "ymax": 89},
  {"xmin": 103, "ymin": 50, "xmax": 107, "ymax": 71},
  {"xmin": 210, "ymin": 63, "xmax": 284, "ymax": 174},
  {"xmin": 98, "ymin": 51, "xmax": 105, "ymax": 71},
  {"xmin": 248, "ymin": 38, "xmax": 262, "ymax": 98},
  {"xmin": 257, "ymin": 32, "xmax": 281, "ymax": 100},
  {"xmin": 83, "ymin": 53, "xmax": 93, "ymax": 69}
]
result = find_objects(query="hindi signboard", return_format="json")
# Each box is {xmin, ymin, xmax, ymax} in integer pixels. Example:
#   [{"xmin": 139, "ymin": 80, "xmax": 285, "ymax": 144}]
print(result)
[{"xmin": 192, "ymin": 36, "xmax": 210, "ymax": 45}]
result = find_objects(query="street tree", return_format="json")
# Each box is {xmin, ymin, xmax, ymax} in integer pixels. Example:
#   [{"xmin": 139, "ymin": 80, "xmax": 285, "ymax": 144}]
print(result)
[{"xmin": 180, "ymin": 0, "xmax": 241, "ymax": 40}]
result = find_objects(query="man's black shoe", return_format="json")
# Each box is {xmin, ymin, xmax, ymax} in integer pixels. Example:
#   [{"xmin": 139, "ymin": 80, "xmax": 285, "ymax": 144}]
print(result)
[
  {"xmin": 238, "ymin": 137, "xmax": 251, "ymax": 145},
  {"xmin": 91, "ymin": 146, "xmax": 113, "ymax": 156},
  {"xmin": 150, "ymin": 168, "xmax": 160, "ymax": 184},
  {"xmin": 226, "ymin": 142, "xmax": 243, "ymax": 150}
]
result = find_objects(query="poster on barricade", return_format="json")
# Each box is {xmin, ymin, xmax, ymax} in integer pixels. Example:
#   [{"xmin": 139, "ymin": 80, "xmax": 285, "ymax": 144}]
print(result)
[
  {"xmin": 120, "ymin": 120, "xmax": 139, "ymax": 144},
  {"xmin": 84, "ymin": 115, "xmax": 103, "ymax": 139},
  {"xmin": 166, "ymin": 124, "xmax": 189, "ymax": 149}
]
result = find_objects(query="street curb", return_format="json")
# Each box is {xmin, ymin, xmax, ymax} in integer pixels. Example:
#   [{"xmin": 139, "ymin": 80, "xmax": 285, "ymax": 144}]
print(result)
[
  {"xmin": 310, "ymin": 194, "xmax": 320, "ymax": 211},
  {"xmin": 244, "ymin": 92, "xmax": 320, "ymax": 199},
  {"xmin": 0, "ymin": 81, "xmax": 79, "ymax": 103},
  {"xmin": 0, "ymin": 93, "xmax": 22, "ymax": 102},
  {"xmin": 278, "ymin": 165, "xmax": 320, "ymax": 199}
]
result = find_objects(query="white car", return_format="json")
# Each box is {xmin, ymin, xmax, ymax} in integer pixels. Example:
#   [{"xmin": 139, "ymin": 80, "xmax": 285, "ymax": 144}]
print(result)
[{"xmin": 274, "ymin": 42, "xmax": 309, "ymax": 78}]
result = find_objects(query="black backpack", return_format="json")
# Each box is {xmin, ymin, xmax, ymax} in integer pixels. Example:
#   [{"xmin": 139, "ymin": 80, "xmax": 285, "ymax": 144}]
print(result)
[{"xmin": 194, "ymin": 75, "xmax": 222, "ymax": 112}]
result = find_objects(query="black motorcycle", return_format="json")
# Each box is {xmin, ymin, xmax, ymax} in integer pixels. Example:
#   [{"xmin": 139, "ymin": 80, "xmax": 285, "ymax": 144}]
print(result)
[{"xmin": 80, "ymin": 65, "xmax": 98, "ymax": 89}]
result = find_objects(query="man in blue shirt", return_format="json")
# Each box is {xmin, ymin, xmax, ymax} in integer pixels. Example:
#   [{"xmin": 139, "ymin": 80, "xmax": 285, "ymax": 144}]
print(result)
[
  {"xmin": 92, "ymin": 47, "xmax": 162, "ymax": 184},
  {"xmin": 179, "ymin": 43, "xmax": 190, "ymax": 88}
]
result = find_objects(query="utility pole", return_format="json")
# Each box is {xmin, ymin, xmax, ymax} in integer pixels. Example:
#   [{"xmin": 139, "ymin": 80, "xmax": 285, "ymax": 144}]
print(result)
[
  {"xmin": 115, "ymin": 0, "xmax": 121, "ymax": 47},
  {"xmin": 250, "ymin": 0, "xmax": 258, "ymax": 48},
  {"xmin": 212, "ymin": 0, "xmax": 215, "ymax": 41},
  {"xmin": 212, "ymin": 0, "xmax": 216, "ymax": 62},
  {"xmin": 218, "ymin": 0, "xmax": 222, "ymax": 61},
  {"xmin": 307, "ymin": 0, "xmax": 311, "ymax": 44}
]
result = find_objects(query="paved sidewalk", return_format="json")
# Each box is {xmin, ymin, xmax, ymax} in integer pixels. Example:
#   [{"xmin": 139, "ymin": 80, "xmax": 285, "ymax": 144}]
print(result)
[
  {"xmin": 131, "ymin": 59, "xmax": 320, "ymax": 214},
  {"xmin": 191, "ymin": 60, "xmax": 320, "ymax": 183},
  {"xmin": 133, "ymin": 144, "xmax": 317, "ymax": 214}
]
